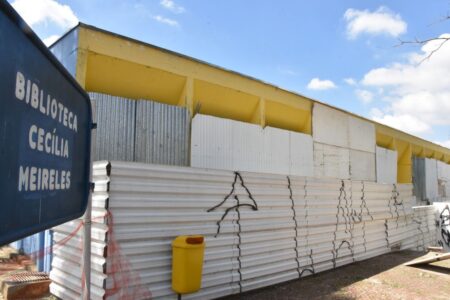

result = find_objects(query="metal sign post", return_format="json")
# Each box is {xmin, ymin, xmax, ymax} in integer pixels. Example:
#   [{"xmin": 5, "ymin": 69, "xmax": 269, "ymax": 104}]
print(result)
[{"xmin": 0, "ymin": 0, "xmax": 92, "ymax": 245}]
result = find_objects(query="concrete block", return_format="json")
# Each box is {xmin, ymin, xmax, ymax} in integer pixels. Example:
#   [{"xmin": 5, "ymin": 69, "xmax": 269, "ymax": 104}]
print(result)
[
  {"xmin": 438, "ymin": 181, "xmax": 450, "ymax": 198},
  {"xmin": 376, "ymin": 146, "xmax": 397, "ymax": 184},
  {"xmin": 312, "ymin": 103, "xmax": 348, "ymax": 148},
  {"xmin": 314, "ymin": 142, "xmax": 350, "ymax": 179},
  {"xmin": 348, "ymin": 116, "xmax": 375, "ymax": 153},
  {"xmin": 437, "ymin": 161, "xmax": 450, "ymax": 182},
  {"xmin": 350, "ymin": 150, "xmax": 376, "ymax": 181}
]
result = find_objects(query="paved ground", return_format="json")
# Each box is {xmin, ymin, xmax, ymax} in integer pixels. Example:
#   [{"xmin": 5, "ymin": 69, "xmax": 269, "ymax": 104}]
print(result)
[{"xmin": 222, "ymin": 250, "xmax": 450, "ymax": 300}]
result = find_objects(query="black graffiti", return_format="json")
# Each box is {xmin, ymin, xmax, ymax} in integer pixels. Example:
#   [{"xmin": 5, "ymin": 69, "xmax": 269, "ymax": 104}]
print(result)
[
  {"xmin": 299, "ymin": 249, "xmax": 315, "ymax": 277},
  {"xmin": 207, "ymin": 171, "xmax": 258, "ymax": 237},
  {"xmin": 287, "ymin": 176, "xmax": 301, "ymax": 277},
  {"xmin": 438, "ymin": 205, "xmax": 450, "ymax": 248}
]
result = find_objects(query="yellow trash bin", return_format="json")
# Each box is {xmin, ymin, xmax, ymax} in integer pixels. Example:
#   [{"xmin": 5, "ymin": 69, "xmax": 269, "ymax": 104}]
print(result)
[{"xmin": 172, "ymin": 235, "xmax": 205, "ymax": 294}]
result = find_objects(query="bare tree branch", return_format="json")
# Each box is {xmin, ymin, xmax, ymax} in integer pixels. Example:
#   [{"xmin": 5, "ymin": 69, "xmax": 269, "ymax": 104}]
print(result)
[
  {"xmin": 396, "ymin": 36, "xmax": 449, "ymax": 46},
  {"xmin": 396, "ymin": 12, "xmax": 450, "ymax": 64},
  {"xmin": 396, "ymin": 36, "xmax": 450, "ymax": 64},
  {"xmin": 427, "ymin": 13, "xmax": 450, "ymax": 26}
]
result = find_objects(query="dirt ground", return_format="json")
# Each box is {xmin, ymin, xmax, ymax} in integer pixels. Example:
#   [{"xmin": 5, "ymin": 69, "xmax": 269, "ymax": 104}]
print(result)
[
  {"xmin": 221, "ymin": 250, "xmax": 450, "ymax": 300},
  {"xmin": 2, "ymin": 247, "xmax": 450, "ymax": 300}
]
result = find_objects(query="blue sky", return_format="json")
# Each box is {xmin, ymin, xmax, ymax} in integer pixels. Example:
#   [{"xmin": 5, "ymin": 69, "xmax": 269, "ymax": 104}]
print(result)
[{"xmin": 9, "ymin": 0, "xmax": 450, "ymax": 147}]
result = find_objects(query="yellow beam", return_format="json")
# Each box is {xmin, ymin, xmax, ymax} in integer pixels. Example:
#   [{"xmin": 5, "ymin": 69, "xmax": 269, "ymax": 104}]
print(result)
[
  {"xmin": 178, "ymin": 77, "xmax": 194, "ymax": 116},
  {"xmin": 376, "ymin": 123, "xmax": 449, "ymax": 159},
  {"xmin": 79, "ymin": 25, "xmax": 311, "ymax": 112},
  {"xmin": 445, "ymin": 155, "xmax": 450, "ymax": 163},
  {"xmin": 250, "ymin": 98, "xmax": 266, "ymax": 127},
  {"xmin": 396, "ymin": 140, "xmax": 412, "ymax": 183}
]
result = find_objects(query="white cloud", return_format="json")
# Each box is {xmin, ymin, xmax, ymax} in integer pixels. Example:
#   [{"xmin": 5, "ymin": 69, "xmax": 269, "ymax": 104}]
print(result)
[
  {"xmin": 344, "ymin": 6, "xmax": 407, "ymax": 39},
  {"xmin": 372, "ymin": 113, "xmax": 431, "ymax": 135},
  {"xmin": 43, "ymin": 34, "xmax": 60, "ymax": 46},
  {"xmin": 344, "ymin": 78, "xmax": 357, "ymax": 86},
  {"xmin": 160, "ymin": 0, "xmax": 185, "ymax": 14},
  {"xmin": 153, "ymin": 15, "xmax": 179, "ymax": 27},
  {"xmin": 364, "ymin": 34, "xmax": 450, "ymax": 138},
  {"xmin": 355, "ymin": 89, "xmax": 374, "ymax": 104},
  {"xmin": 307, "ymin": 78, "xmax": 336, "ymax": 90},
  {"xmin": 12, "ymin": 0, "xmax": 78, "ymax": 30},
  {"xmin": 435, "ymin": 140, "xmax": 450, "ymax": 149}
]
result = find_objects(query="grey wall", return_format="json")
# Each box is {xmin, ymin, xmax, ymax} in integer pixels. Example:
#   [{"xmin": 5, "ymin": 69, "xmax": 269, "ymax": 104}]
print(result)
[
  {"xmin": 90, "ymin": 93, "xmax": 136, "ymax": 161},
  {"xmin": 49, "ymin": 28, "xmax": 79, "ymax": 77},
  {"xmin": 413, "ymin": 157, "xmax": 439, "ymax": 204},
  {"xmin": 135, "ymin": 100, "xmax": 190, "ymax": 165},
  {"xmin": 89, "ymin": 93, "xmax": 190, "ymax": 166}
]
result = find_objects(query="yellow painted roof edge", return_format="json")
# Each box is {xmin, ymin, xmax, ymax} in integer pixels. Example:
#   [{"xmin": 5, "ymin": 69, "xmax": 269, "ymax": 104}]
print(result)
[{"xmin": 52, "ymin": 23, "xmax": 450, "ymax": 158}]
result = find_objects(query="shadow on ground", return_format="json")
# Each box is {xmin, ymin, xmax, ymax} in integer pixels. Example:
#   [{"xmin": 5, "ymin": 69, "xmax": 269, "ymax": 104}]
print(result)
[{"xmin": 220, "ymin": 251, "xmax": 427, "ymax": 300}]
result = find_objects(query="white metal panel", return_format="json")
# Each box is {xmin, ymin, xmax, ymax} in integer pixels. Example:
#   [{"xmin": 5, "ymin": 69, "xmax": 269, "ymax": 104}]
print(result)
[
  {"xmin": 290, "ymin": 131, "xmax": 314, "ymax": 177},
  {"xmin": 312, "ymin": 103, "xmax": 348, "ymax": 148},
  {"xmin": 350, "ymin": 150, "xmax": 376, "ymax": 181},
  {"xmin": 191, "ymin": 114, "xmax": 234, "ymax": 170},
  {"xmin": 49, "ymin": 217, "xmax": 107, "ymax": 300},
  {"xmin": 348, "ymin": 116, "xmax": 375, "ymax": 153},
  {"xmin": 232, "ymin": 119, "xmax": 263, "ymax": 172},
  {"xmin": 106, "ymin": 162, "xmax": 418, "ymax": 299},
  {"xmin": 376, "ymin": 146, "xmax": 397, "ymax": 184},
  {"xmin": 262, "ymin": 126, "xmax": 290, "ymax": 174},
  {"xmin": 412, "ymin": 205, "xmax": 439, "ymax": 251},
  {"xmin": 191, "ymin": 114, "xmax": 314, "ymax": 176},
  {"xmin": 52, "ymin": 161, "xmax": 427, "ymax": 300}
]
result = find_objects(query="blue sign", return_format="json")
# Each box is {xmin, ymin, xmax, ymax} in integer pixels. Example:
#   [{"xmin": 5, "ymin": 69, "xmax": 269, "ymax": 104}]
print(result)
[{"xmin": 0, "ymin": 1, "xmax": 92, "ymax": 246}]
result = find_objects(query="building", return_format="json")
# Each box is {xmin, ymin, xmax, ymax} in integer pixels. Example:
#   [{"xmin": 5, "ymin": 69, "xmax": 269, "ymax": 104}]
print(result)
[
  {"xmin": 44, "ymin": 23, "xmax": 450, "ymax": 299},
  {"xmin": 49, "ymin": 23, "xmax": 449, "ymax": 187}
]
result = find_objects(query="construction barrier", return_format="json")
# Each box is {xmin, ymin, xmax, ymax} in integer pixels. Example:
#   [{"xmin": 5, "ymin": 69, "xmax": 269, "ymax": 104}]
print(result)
[{"xmin": 49, "ymin": 161, "xmax": 440, "ymax": 300}]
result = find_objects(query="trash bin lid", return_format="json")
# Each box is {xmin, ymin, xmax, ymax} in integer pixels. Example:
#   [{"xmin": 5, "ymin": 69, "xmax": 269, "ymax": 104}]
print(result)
[{"xmin": 172, "ymin": 235, "xmax": 205, "ymax": 248}]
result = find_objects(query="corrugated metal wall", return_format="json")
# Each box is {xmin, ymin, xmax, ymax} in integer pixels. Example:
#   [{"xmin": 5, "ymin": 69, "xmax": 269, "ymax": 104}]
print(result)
[
  {"xmin": 90, "ymin": 93, "xmax": 136, "ymax": 161},
  {"xmin": 135, "ymin": 100, "xmax": 190, "ymax": 165},
  {"xmin": 413, "ymin": 157, "xmax": 439, "ymax": 204},
  {"xmin": 89, "ymin": 92, "xmax": 190, "ymax": 165},
  {"xmin": 49, "ymin": 217, "xmax": 107, "ymax": 300},
  {"xmin": 412, "ymin": 206, "xmax": 437, "ymax": 251},
  {"xmin": 51, "ymin": 161, "xmax": 437, "ymax": 300}
]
